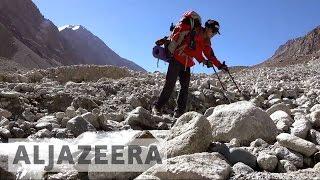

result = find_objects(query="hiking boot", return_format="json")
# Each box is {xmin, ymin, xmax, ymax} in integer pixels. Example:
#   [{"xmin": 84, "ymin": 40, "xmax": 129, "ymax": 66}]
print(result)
[{"xmin": 152, "ymin": 106, "xmax": 162, "ymax": 116}]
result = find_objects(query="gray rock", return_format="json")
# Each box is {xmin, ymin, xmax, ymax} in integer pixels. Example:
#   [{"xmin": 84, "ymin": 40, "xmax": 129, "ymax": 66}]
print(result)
[
  {"xmin": 207, "ymin": 101, "xmax": 278, "ymax": 145},
  {"xmin": 274, "ymin": 145, "xmax": 304, "ymax": 168},
  {"xmin": 11, "ymin": 127, "xmax": 25, "ymax": 138},
  {"xmin": 127, "ymin": 94, "xmax": 142, "ymax": 108},
  {"xmin": 290, "ymin": 119, "xmax": 311, "ymax": 139},
  {"xmin": 22, "ymin": 109, "xmax": 36, "ymax": 122},
  {"xmin": 229, "ymin": 147, "xmax": 257, "ymax": 169},
  {"xmin": 0, "ymin": 127, "xmax": 11, "ymax": 139},
  {"xmin": 81, "ymin": 112, "xmax": 100, "ymax": 129},
  {"xmin": 0, "ymin": 108, "xmax": 11, "ymax": 118},
  {"xmin": 270, "ymin": 110, "xmax": 293, "ymax": 132},
  {"xmin": 53, "ymin": 128, "xmax": 69, "ymax": 138},
  {"xmin": 232, "ymin": 162, "xmax": 254, "ymax": 175},
  {"xmin": 276, "ymin": 133, "xmax": 317, "ymax": 157},
  {"xmin": 37, "ymin": 115, "xmax": 59, "ymax": 124},
  {"xmin": 204, "ymin": 107, "xmax": 215, "ymax": 118},
  {"xmin": 65, "ymin": 106, "xmax": 77, "ymax": 118},
  {"xmin": 314, "ymin": 152, "xmax": 320, "ymax": 164},
  {"xmin": 266, "ymin": 103, "xmax": 291, "ymax": 116},
  {"xmin": 208, "ymin": 142, "xmax": 230, "ymax": 158},
  {"xmin": 277, "ymin": 160, "xmax": 297, "ymax": 173},
  {"xmin": 250, "ymin": 138, "xmax": 269, "ymax": 148},
  {"xmin": 135, "ymin": 175, "xmax": 160, "ymax": 180},
  {"xmin": 164, "ymin": 112, "xmax": 212, "ymax": 158},
  {"xmin": 136, "ymin": 152, "xmax": 231, "ymax": 180},
  {"xmin": 101, "ymin": 112, "xmax": 124, "ymax": 122},
  {"xmin": 124, "ymin": 107, "xmax": 156, "ymax": 130},
  {"xmin": 29, "ymin": 129, "xmax": 52, "ymax": 138},
  {"xmin": 100, "ymin": 120, "xmax": 121, "ymax": 131},
  {"xmin": 66, "ymin": 116, "xmax": 96, "ymax": 137},
  {"xmin": 310, "ymin": 104, "xmax": 320, "ymax": 112},
  {"xmin": 314, "ymin": 162, "xmax": 320, "ymax": 170},
  {"xmin": 55, "ymin": 112, "xmax": 65, "ymax": 120},
  {"xmin": 310, "ymin": 110, "xmax": 320, "ymax": 127},
  {"xmin": 0, "ymin": 117, "xmax": 9, "ymax": 127},
  {"xmin": 35, "ymin": 122, "xmax": 53, "ymax": 131},
  {"xmin": 308, "ymin": 129, "xmax": 320, "ymax": 145},
  {"xmin": 72, "ymin": 96, "xmax": 98, "ymax": 111},
  {"xmin": 61, "ymin": 117, "xmax": 70, "ymax": 128},
  {"xmin": 257, "ymin": 153, "xmax": 278, "ymax": 172}
]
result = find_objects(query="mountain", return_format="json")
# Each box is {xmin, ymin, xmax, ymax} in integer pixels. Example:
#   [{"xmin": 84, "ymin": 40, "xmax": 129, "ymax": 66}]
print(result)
[
  {"xmin": 0, "ymin": 0, "xmax": 145, "ymax": 72},
  {"xmin": 59, "ymin": 25, "xmax": 145, "ymax": 72},
  {"xmin": 257, "ymin": 26, "xmax": 320, "ymax": 67}
]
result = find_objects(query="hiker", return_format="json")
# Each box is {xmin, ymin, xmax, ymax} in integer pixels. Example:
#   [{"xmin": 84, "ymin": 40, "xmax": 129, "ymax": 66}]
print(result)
[{"xmin": 152, "ymin": 11, "xmax": 229, "ymax": 118}]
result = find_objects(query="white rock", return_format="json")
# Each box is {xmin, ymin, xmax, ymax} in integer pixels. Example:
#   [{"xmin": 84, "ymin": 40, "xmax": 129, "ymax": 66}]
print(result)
[
  {"xmin": 310, "ymin": 110, "xmax": 320, "ymax": 127},
  {"xmin": 276, "ymin": 133, "xmax": 317, "ymax": 157},
  {"xmin": 65, "ymin": 106, "xmax": 77, "ymax": 118},
  {"xmin": 136, "ymin": 152, "xmax": 231, "ymax": 180},
  {"xmin": 164, "ymin": 112, "xmax": 212, "ymax": 158},
  {"xmin": 290, "ymin": 119, "xmax": 311, "ymax": 139},
  {"xmin": 257, "ymin": 153, "xmax": 278, "ymax": 172},
  {"xmin": 207, "ymin": 101, "xmax": 278, "ymax": 144}
]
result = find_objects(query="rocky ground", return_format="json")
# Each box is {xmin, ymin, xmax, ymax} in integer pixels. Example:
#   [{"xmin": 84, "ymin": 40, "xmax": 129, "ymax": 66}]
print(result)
[{"xmin": 0, "ymin": 59, "xmax": 320, "ymax": 179}]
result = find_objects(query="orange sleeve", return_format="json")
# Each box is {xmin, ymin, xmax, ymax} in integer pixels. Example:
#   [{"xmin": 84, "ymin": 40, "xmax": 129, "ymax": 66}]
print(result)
[{"xmin": 203, "ymin": 41, "xmax": 222, "ymax": 67}]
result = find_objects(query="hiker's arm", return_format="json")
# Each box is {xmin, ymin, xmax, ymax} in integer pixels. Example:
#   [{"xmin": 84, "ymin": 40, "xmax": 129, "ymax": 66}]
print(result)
[{"xmin": 203, "ymin": 43, "xmax": 222, "ymax": 67}]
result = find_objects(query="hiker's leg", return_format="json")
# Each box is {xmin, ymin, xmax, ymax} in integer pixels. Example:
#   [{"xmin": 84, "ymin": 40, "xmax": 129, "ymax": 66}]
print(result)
[
  {"xmin": 176, "ymin": 67, "xmax": 191, "ymax": 113},
  {"xmin": 154, "ymin": 60, "xmax": 180, "ymax": 109}
]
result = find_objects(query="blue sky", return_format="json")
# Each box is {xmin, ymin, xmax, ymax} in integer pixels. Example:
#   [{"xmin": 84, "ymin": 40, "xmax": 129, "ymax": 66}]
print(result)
[{"xmin": 32, "ymin": 0, "xmax": 320, "ymax": 73}]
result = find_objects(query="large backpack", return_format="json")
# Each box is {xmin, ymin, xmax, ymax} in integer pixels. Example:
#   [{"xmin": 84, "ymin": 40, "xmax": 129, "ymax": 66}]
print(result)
[{"xmin": 153, "ymin": 11, "xmax": 201, "ymax": 66}]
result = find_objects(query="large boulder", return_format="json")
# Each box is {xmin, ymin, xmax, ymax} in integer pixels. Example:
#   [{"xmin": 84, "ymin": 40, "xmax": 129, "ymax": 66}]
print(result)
[
  {"xmin": 164, "ymin": 112, "xmax": 212, "ymax": 158},
  {"xmin": 66, "ymin": 116, "xmax": 96, "ymax": 137},
  {"xmin": 276, "ymin": 133, "xmax": 317, "ymax": 157},
  {"xmin": 207, "ymin": 101, "xmax": 278, "ymax": 145},
  {"xmin": 135, "ymin": 152, "xmax": 231, "ymax": 180}
]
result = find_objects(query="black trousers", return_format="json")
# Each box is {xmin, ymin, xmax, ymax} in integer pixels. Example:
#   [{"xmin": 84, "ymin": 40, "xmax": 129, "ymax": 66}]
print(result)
[{"xmin": 154, "ymin": 59, "xmax": 190, "ymax": 113}]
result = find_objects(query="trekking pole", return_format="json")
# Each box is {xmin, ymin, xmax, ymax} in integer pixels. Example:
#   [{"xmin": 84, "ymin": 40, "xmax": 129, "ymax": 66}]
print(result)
[
  {"xmin": 226, "ymin": 69, "xmax": 250, "ymax": 100},
  {"xmin": 226, "ymin": 70, "xmax": 241, "ymax": 93},
  {"xmin": 212, "ymin": 66, "xmax": 231, "ymax": 104}
]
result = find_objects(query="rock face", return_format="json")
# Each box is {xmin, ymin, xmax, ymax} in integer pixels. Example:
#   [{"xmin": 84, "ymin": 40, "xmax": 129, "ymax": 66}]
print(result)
[
  {"xmin": 258, "ymin": 25, "xmax": 320, "ymax": 67},
  {"xmin": 207, "ymin": 101, "xmax": 278, "ymax": 145},
  {"xmin": 164, "ymin": 112, "xmax": 212, "ymax": 158},
  {"xmin": 136, "ymin": 152, "xmax": 231, "ymax": 180},
  {"xmin": 0, "ymin": 0, "xmax": 145, "ymax": 72}
]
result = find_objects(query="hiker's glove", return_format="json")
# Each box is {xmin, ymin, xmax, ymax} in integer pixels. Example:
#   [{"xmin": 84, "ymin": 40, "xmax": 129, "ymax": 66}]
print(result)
[
  {"xmin": 218, "ymin": 61, "xmax": 229, "ymax": 72},
  {"xmin": 203, "ymin": 60, "xmax": 213, "ymax": 68}
]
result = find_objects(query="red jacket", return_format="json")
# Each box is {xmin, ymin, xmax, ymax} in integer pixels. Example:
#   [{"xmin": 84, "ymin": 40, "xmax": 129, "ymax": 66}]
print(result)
[{"xmin": 170, "ymin": 23, "xmax": 222, "ymax": 68}]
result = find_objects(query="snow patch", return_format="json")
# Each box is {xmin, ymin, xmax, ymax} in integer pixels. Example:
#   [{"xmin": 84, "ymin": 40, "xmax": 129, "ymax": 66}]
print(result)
[{"xmin": 58, "ymin": 25, "xmax": 82, "ymax": 31}]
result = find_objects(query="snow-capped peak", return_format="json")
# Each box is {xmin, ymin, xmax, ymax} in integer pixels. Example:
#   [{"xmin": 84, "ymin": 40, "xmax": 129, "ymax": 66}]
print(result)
[{"xmin": 58, "ymin": 25, "xmax": 82, "ymax": 31}]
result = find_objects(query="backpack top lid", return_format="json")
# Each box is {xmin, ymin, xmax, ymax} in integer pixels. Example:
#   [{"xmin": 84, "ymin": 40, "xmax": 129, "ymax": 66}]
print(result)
[
  {"xmin": 205, "ymin": 19, "xmax": 220, "ymax": 34},
  {"xmin": 181, "ymin": 11, "xmax": 202, "ymax": 26}
]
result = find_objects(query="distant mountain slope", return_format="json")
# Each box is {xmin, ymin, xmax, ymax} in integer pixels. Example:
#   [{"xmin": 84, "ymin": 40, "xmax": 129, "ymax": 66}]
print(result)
[
  {"xmin": 0, "ymin": 0, "xmax": 145, "ymax": 72},
  {"xmin": 59, "ymin": 25, "xmax": 145, "ymax": 72},
  {"xmin": 257, "ymin": 26, "xmax": 320, "ymax": 67}
]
